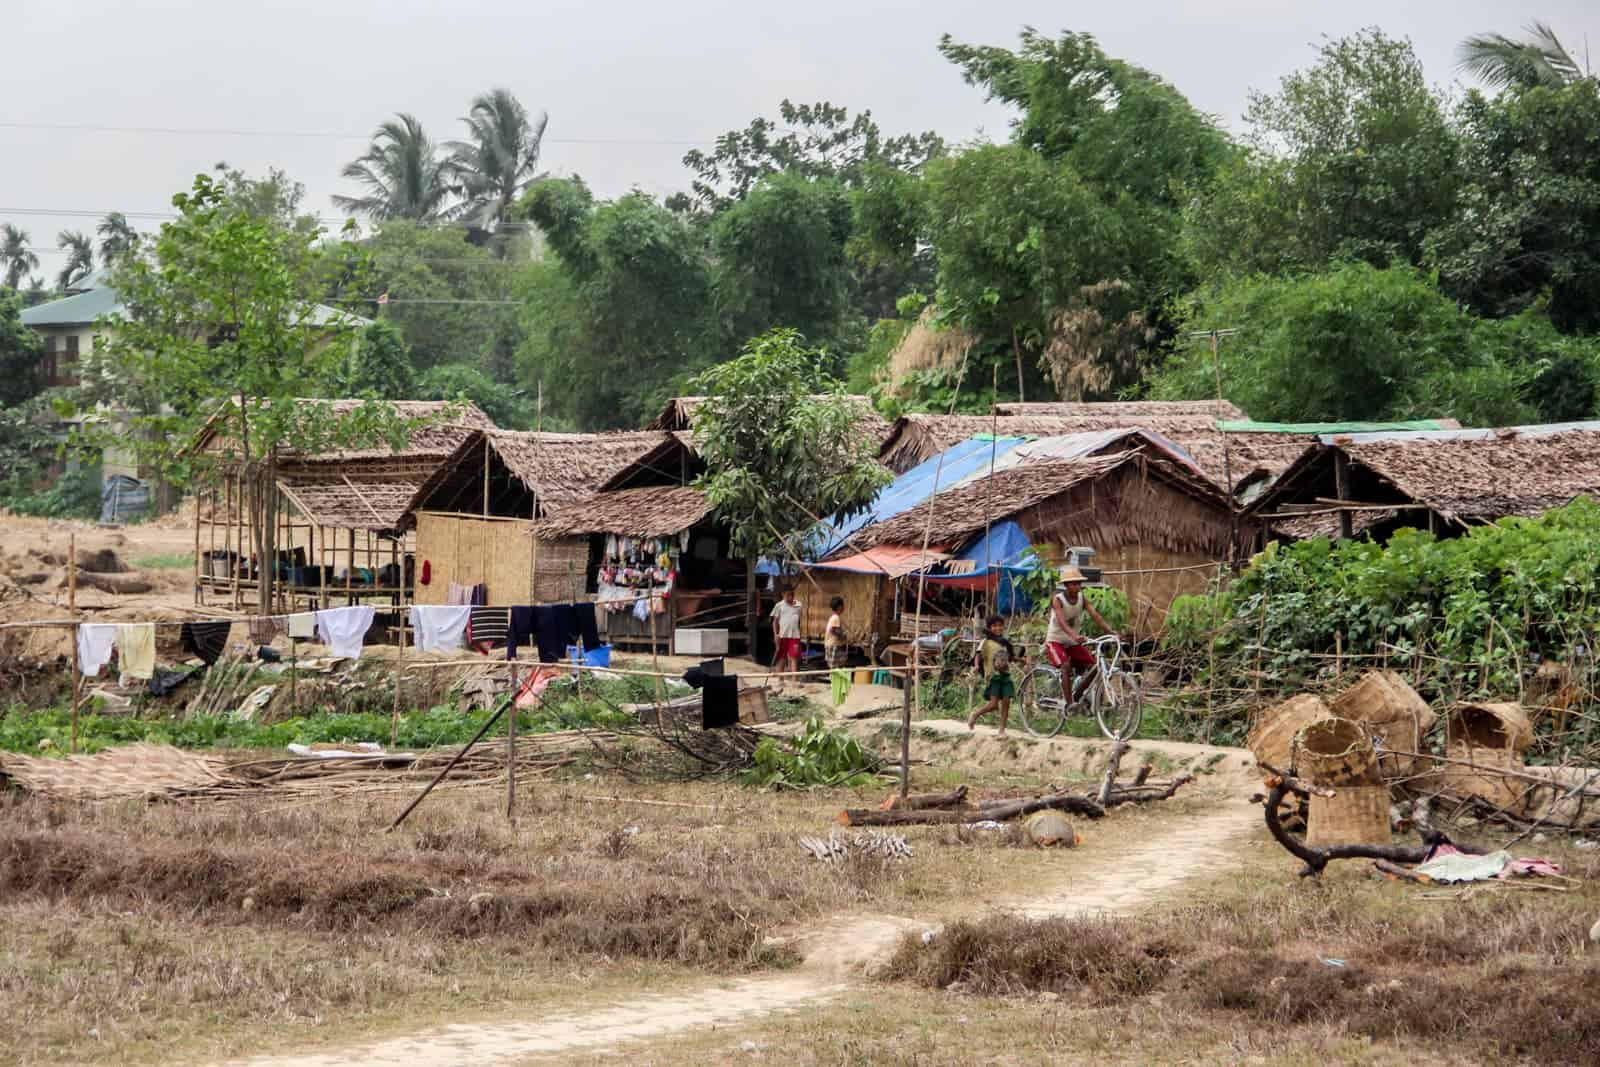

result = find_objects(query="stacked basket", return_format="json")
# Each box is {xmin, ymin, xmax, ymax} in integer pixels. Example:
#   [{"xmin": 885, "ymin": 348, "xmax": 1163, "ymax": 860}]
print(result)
[{"xmin": 1293, "ymin": 717, "xmax": 1391, "ymax": 847}]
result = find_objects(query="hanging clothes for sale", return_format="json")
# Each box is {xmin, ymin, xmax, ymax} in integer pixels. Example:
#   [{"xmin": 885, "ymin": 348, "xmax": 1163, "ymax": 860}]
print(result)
[
  {"xmin": 181, "ymin": 621, "xmax": 232, "ymax": 666},
  {"xmin": 116, "ymin": 623, "xmax": 156, "ymax": 683},
  {"xmin": 409, "ymin": 604, "xmax": 471, "ymax": 654},
  {"xmin": 314, "ymin": 605, "xmax": 375, "ymax": 659},
  {"xmin": 77, "ymin": 623, "xmax": 118, "ymax": 677}
]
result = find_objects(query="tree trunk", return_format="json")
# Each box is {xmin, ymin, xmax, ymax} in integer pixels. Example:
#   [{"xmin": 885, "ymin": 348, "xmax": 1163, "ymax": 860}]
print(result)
[
  {"xmin": 257, "ymin": 451, "xmax": 277, "ymax": 616},
  {"xmin": 880, "ymin": 785, "xmax": 969, "ymax": 812},
  {"xmin": 840, "ymin": 793, "xmax": 1104, "ymax": 827}
]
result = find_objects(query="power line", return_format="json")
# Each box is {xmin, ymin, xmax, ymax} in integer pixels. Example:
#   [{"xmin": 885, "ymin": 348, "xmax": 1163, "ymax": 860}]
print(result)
[
  {"xmin": 0, "ymin": 206, "xmax": 543, "ymax": 231},
  {"xmin": 0, "ymin": 119, "xmax": 714, "ymax": 147}
]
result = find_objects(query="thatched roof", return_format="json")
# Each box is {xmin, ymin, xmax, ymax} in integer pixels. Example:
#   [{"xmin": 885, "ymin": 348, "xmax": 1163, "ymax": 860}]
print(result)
[
  {"xmin": 535, "ymin": 486, "xmax": 713, "ymax": 538},
  {"xmin": 993, "ymin": 400, "xmax": 1247, "ymax": 420},
  {"xmin": 601, "ymin": 432, "xmax": 703, "ymax": 492},
  {"xmin": 192, "ymin": 398, "xmax": 496, "ymax": 467},
  {"xmin": 403, "ymin": 429, "xmax": 669, "ymax": 523},
  {"xmin": 647, "ymin": 394, "xmax": 893, "ymax": 449},
  {"xmin": 878, "ymin": 411, "xmax": 1307, "ymax": 489},
  {"xmin": 848, "ymin": 449, "xmax": 1233, "ymax": 552},
  {"xmin": 276, "ymin": 480, "xmax": 421, "ymax": 532}
]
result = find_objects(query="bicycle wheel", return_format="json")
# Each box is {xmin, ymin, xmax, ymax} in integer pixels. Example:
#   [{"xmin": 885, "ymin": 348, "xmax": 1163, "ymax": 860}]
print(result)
[
  {"xmin": 1093, "ymin": 670, "xmax": 1144, "ymax": 741},
  {"xmin": 1020, "ymin": 666, "xmax": 1068, "ymax": 738}
]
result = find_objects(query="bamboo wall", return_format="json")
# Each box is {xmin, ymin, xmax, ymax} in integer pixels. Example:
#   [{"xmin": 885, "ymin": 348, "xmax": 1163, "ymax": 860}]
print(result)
[
  {"xmin": 796, "ymin": 570, "xmax": 893, "ymax": 646},
  {"xmin": 414, "ymin": 512, "xmax": 593, "ymax": 606}
]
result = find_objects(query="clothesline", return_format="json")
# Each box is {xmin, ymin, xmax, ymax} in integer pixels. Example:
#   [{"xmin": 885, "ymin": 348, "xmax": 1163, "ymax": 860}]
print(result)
[{"xmin": 403, "ymin": 660, "xmax": 921, "ymax": 681}]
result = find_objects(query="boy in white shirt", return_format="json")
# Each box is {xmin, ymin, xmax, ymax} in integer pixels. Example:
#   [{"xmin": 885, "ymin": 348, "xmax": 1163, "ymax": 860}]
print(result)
[{"xmin": 771, "ymin": 586, "xmax": 804, "ymax": 692}]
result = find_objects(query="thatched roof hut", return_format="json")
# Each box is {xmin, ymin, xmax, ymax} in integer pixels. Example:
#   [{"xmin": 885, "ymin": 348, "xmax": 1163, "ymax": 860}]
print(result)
[
  {"xmin": 536, "ymin": 486, "xmax": 714, "ymax": 539},
  {"xmin": 1249, "ymin": 424, "xmax": 1600, "ymax": 541},
  {"xmin": 402, "ymin": 429, "xmax": 669, "ymax": 524},
  {"xmin": 647, "ymin": 394, "xmax": 893, "ymax": 452},
  {"xmin": 992, "ymin": 400, "xmax": 1247, "ymax": 420},
  {"xmin": 877, "ymin": 410, "xmax": 1305, "ymax": 488}
]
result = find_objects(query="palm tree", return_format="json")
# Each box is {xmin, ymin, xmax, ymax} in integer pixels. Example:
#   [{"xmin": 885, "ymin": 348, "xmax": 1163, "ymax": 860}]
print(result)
[
  {"xmin": 56, "ymin": 230, "xmax": 94, "ymax": 290},
  {"xmin": 333, "ymin": 113, "xmax": 457, "ymax": 222},
  {"xmin": 449, "ymin": 88, "xmax": 549, "ymax": 238},
  {"xmin": 96, "ymin": 212, "xmax": 140, "ymax": 266},
  {"xmin": 1, "ymin": 225, "xmax": 40, "ymax": 290},
  {"xmin": 1458, "ymin": 21, "xmax": 1593, "ymax": 89}
]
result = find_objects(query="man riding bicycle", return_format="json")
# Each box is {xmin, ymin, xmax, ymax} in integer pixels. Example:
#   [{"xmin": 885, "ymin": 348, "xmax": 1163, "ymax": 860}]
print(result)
[{"xmin": 1043, "ymin": 567, "xmax": 1111, "ymax": 699}]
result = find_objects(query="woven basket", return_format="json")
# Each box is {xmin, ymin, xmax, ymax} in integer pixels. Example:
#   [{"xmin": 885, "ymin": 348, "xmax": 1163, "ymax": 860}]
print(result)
[
  {"xmin": 1329, "ymin": 671, "xmax": 1437, "ymax": 778},
  {"xmin": 1444, "ymin": 702, "xmax": 1533, "ymax": 753},
  {"xmin": 1306, "ymin": 785, "xmax": 1393, "ymax": 847},
  {"xmin": 1294, "ymin": 717, "xmax": 1380, "ymax": 786},
  {"xmin": 1431, "ymin": 741, "xmax": 1527, "ymax": 809},
  {"xmin": 1247, "ymin": 694, "xmax": 1331, "ymax": 772}
]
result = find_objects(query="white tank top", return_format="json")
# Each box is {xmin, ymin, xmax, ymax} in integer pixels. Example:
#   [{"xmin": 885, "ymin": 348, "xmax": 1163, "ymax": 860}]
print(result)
[{"xmin": 1045, "ymin": 591, "xmax": 1084, "ymax": 644}]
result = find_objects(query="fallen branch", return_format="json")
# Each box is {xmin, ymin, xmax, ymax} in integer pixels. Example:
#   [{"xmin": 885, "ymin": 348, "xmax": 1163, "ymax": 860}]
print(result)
[
  {"xmin": 840, "ymin": 793, "xmax": 1104, "ymax": 827},
  {"xmin": 1262, "ymin": 778, "xmax": 1490, "ymax": 879},
  {"xmin": 1102, "ymin": 774, "xmax": 1193, "ymax": 808},
  {"xmin": 879, "ymin": 784, "xmax": 969, "ymax": 812},
  {"xmin": 1097, "ymin": 740, "xmax": 1131, "ymax": 808}
]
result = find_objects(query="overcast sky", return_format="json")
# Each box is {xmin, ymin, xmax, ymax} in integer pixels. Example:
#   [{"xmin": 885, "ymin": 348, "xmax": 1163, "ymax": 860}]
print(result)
[{"xmin": 4, "ymin": 1, "xmax": 1594, "ymax": 264}]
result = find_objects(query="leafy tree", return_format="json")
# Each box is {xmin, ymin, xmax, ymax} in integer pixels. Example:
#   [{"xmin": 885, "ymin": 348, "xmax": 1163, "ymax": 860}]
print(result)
[
  {"xmin": 416, "ymin": 362, "xmax": 536, "ymax": 430},
  {"xmin": 87, "ymin": 172, "xmax": 407, "ymax": 611},
  {"xmin": 519, "ymin": 179, "xmax": 718, "ymax": 428},
  {"xmin": 0, "ymin": 289, "xmax": 43, "ymax": 406},
  {"xmin": 939, "ymin": 28, "xmax": 1230, "ymax": 210},
  {"xmin": 1186, "ymin": 29, "xmax": 1461, "ymax": 278},
  {"xmin": 1458, "ymin": 20, "xmax": 1594, "ymax": 90},
  {"xmin": 1, "ymin": 225, "xmax": 39, "ymax": 290},
  {"xmin": 210, "ymin": 162, "xmax": 320, "ymax": 237},
  {"xmin": 334, "ymin": 113, "xmax": 456, "ymax": 222},
  {"xmin": 96, "ymin": 212, "xmax": 140, "ymax": 267},
  {"xmin": 55, "ymin": 230, "xmax": 94, "ymax": 290},
  {"xmin": 711, "ymin": 171, "xmax": 855, "ymax": 353},
  {"xmin": 680, "ymin": 99, "xmax": 943, "ymax": 211},
  {"xmin": 1150, "ymin": 262, "xmax": 1536, "ymax": 426},
  {"xmin": 450, "ymin": 88, "xmax": 548, "ymax": 241},
  {"xmin": 328, "ymin": 320, "xmax": 414, "ymax": 399},
  {"xmin": 692, "ymin": 328, "xmax": 891, "ymax": 564},
  {"xmin": 357, "ymin": 220, "xmax": 518, "ymax": 372},
  {"xmin": 1426, "ymin": 79, "xmax": 1600, "ymax": 333}
]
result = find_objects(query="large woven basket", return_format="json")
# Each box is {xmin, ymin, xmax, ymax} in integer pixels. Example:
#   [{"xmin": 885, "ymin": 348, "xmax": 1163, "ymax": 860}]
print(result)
[
  {"xmin": 1247, "ymin": 694, "xmax": 1331, "ymax": 772},
  {"xmin": 1329, "ymin": 671, "xmax": 1437, "ymax": 778},
  {"xmin": 1445, "ymin": 702, "xmax": 1533, "ymax": 753},
  {"xmin": 1306, "ymin": 785, "xmax": 1393, "ymax": 847},
  {"xmin": 1294, "ymin": 716, "xmax": 1380, "ymax": 786},
  {"xmin": 1431, "ymin": 741, "xmax": 1528, "ymax": 809}
]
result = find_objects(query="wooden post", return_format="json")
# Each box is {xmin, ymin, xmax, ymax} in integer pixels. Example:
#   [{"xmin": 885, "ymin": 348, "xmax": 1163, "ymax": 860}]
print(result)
[
  {"xmin": 346, "ymin": 529, "xmax": 355, "ymax": 604},
  {"xmin": 899, "ymin": 662, "xmax": 912, "ymax": 800},
  {"xmin": 1334, "ymin": 450, "xmax": 1353, "ymax": 541},
  {"xmin": 392, "ymin": 611, "xmax": 405, "ymax": 748},
  {"xmin": 69, "ymin": 532, "xmax": 80, "ymax": 755},
  {"xmin": 481, "ymin": 436, "xmax": 491, "ymax": 517},
  {"xmin": 192, "ymin": 486, "xmax": 202, "ymax": 605},
  {"xmin": 506, "ymin": 661, "xmax": 518, "ymax": 822},
  {"xmin": 650, "ymin": 582, "xmax": 665, "ymax": 707}
]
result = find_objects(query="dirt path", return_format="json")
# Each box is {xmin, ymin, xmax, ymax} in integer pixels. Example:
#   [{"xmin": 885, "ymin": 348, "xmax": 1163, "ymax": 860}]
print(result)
[{"xmin": 216, "ymin": 777, "xmax": 1264, "ymax": 1067}]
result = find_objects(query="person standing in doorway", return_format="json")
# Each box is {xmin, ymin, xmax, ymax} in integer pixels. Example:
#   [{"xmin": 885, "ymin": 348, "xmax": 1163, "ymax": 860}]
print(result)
[{"xmin": 771, "ymin": 585, "xmax": 804, "ymax": 692}]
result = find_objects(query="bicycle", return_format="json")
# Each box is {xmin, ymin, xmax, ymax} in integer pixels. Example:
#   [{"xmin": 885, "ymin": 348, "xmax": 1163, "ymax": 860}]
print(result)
[{"xmin": 1017, "ymin": 634, "xmax": 1144, "ymax": 741}]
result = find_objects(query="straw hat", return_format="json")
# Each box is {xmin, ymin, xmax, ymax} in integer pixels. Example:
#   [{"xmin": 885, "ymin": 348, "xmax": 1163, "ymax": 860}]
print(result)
[{"xmin": 1057, "ymin": 567, "xmax": 1087, "ymax": 585}]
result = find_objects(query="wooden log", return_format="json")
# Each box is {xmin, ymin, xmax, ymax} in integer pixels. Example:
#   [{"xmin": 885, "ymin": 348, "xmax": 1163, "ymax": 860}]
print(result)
[
  {"xmin": 1103, "ymin": 774, "xmax": 1194, "ymax": 807},
  {"xmin": 74, "ymin": 571, "xmax": 154, "ymax": 596},
  {"xmin": 840, "ymin": 793, "xmax": 1104, "ymax": 827},
  {"xmin": 1097, "ymin": 740, "xmax": 1131, "ymax": 807},
  {"xmin": 879, "ymin": 784, "xmax": 969, "ymax": 812}
]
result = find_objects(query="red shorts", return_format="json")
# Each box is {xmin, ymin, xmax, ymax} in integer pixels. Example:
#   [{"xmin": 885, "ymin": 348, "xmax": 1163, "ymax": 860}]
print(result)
[
  {"xmin": 778, "ymin": 638, "xmax": 803, "ymax": 662},
  {"xmin": 1046, "ymin": 641, "xmax": 1095, "ymax": 671}
]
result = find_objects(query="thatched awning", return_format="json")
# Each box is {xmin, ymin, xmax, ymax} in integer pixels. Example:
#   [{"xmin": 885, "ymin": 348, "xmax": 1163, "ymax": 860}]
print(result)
[
  {"xmin": 190, "ymin": 398, "xmax": 496, "ymax": 467},
  {"xmin": 535, "ymin": 486, "xmax": 713, "ymax": 538},
  {"xmin": 647, "ymin": 394, "xmax": 893, "ymax": 450},
  {"xmin": 277, "ymin": 479, "xmax": 420, "ymax": 532}
]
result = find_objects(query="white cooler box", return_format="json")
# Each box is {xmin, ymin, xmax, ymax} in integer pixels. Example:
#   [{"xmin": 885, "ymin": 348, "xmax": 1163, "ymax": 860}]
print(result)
[{"xmin": 675, "ymin": 628, "xmax": 730, "ymax": 655}]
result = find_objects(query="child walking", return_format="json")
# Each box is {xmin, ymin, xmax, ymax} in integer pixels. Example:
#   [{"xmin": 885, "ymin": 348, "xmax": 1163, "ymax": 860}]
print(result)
[{"xmin": 967, "ymin": 615, "xmax": 1016, "ymax": 737}]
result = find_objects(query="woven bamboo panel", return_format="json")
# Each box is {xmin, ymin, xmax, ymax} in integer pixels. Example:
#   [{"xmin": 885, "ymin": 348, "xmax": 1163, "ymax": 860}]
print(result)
[
  {"xmin": 533, "ymin": 536, "xmax": 589, "ymax": 603},
  {"xmin": 412, "ymin": 513, "xmax": 452, "ymax": 605},
  {"xmin": 799, "ymin": 571, "xmax": 886, "ymax": 643},
  {"xmin": 1431, "ymin": 742, "xmax": 1527, "ymax": 809},
  {"xmin": 483, "ymin": 522, "xmax": 533, "ymax": 607},
  {"xmin": 1306, "ymin": 786, "xmax": 1392, "ymax": 847},
  {"xmin": 1247, "ymin": 694, "xmax": 1331, "ymax": 771}
]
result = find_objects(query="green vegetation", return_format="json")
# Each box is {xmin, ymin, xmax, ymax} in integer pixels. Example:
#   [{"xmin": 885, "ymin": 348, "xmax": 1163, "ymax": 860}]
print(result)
[
  {"xmin": 742, "ymin": 716, "xmax": 880, "ymax": 788},
  {"xmin": 132, "ymin": 553, "xmax": 193, "ymax": 571}
]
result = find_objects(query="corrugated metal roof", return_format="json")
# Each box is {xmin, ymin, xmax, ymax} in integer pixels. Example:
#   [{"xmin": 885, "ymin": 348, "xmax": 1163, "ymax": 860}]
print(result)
[
  {"xmin": 1319, "ymin": 421, "xmax": 1600, "ymax": 446},
  {"xmin": 20, "ymin": 284, "xmax": 124, "ymax": 326}
]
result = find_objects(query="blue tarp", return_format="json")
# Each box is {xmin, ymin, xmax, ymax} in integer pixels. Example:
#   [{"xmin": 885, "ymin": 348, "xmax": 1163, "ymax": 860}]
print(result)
[
  {"xmin": 813, "ymin": 435, "xmax": 1029, "ymax": 557},
  {"xmin": 924, "ymin": 519, "xmax": 1041, "ymax": 614}
]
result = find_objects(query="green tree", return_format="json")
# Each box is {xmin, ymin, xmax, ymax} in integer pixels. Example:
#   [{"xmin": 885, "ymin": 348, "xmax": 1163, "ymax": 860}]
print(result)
[
  {"xmin": 692, "ymin": 328, "xmax": 891, "ymax": 564},
  {"xmin": 1426, "ymin": 79, "xmax": 1600, "ymax": 333},
  {"xmin": 1150, "ymin": 262, "xmax": 1536, "ymax": 426},
  {"xmin": 1458, "ymin": 21, "xmax": 1593, "ymax": 89},
  {"xmin": 0, "ymin": 289, "xmax": 43, "ymax": 406},
  {"xmin": 55, "ymin": 230, "xmax": 94, "ymax": 290},
  {"xmin": 416, "ymin": 362, "xmax": 536, "ymax": 430},
  {"xmin": 1, "ymin": 225, "xmax": 40, "ymax": 290},
  {"xmin": 519, "ymin": 179, "xmax": 718, "ymax": 428},
  {"xmin": 450, "ymin": 88, "xmax": 548, "ymax": 242},
  {"xmin": 329, "ymin": 320, "xmax": 414, "ymax": 399},
  {"xmin": 334, "ymin": 113, "xmax": 457, "ymax": 222},
  {"xmin": 96, "ymin": 212, "xmax": 140, "ymax": 267},
  {"xmin": 711, "ymin": 171, "xmax": 855, "ymax": 353},
  {"xmin": 88, "ymin": 172, "xmax": 407, "ymax": 611},
  {"xmin": 680, "ymin": 99, "xmax": 943, "ymax": 211},
  {"xmin": 1185, "ymin": 29, "xmax": 1462, "ymax": 278}
]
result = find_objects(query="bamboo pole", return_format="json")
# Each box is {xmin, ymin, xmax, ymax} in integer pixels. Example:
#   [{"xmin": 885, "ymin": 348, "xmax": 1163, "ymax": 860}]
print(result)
[
  {"xmin": 192, "ymin": 486, "xmax": 202, "ymax": 606},
  {"xmin": 69, "ymin": 532, "xmax": 80, "ymax": 755},
  {"xmin": 392, "ymin": 610, "xmax": 405, "ymax": 748},
  {"xmin": 506, "ymin": 661, "xmax": 517, "ymax": 822},
  {"xmin": 899, "ymin": 662, "xmax": 912, "ymax": 800}
]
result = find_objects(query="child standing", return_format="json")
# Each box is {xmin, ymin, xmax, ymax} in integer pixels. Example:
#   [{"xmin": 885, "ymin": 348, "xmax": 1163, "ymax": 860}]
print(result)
[
  {"xmin": 824, "ymin": 596, "xmax": 847, "ymax": 669},
  {"xmin": 770, "ymin": 586, "xmax": 804, "ymax": 692},
  {"xmin": 966, "ymin": 614, "xmax": 1016, "ymax": 737}
]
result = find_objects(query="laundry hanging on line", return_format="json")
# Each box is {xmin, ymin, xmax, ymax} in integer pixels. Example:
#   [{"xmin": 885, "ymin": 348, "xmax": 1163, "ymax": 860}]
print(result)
[
  {"xmin": 78, "ymin": 624, "xmax": 118, "ymax": 678},
  {"xmin": 314, "ymin": 606, "xmax": 376, "ymax": 659},
  {"xmin": 409, "ymin": 605, "xmax": 471, "ymax": 654},
  {"xmin": 116, "ymin": 623, "xmax": 156, "ymax": 684}
]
